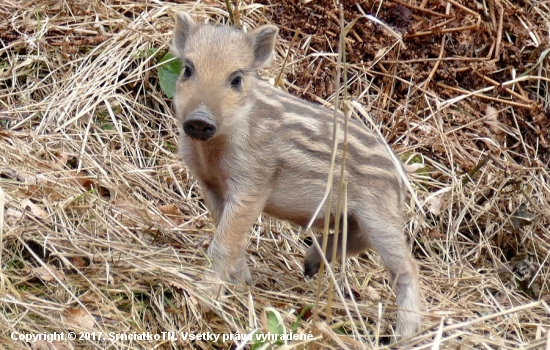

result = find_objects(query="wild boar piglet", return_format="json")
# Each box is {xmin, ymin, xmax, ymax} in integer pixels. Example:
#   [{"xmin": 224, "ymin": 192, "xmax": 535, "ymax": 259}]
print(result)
[{"xmin": 171, "ymin": 12, "xmax": 422, "ymax": 339}]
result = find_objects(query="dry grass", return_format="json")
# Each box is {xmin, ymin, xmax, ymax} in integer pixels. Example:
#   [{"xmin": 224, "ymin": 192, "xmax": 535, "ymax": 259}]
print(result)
[{"xmin": 1, "ymin": 0, "xmax": 549, "ymax": 349}]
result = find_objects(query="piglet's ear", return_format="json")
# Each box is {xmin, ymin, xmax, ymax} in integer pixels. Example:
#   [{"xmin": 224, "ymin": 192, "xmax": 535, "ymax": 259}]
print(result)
[
  {"xmin": 171, "ymin": 12, "xmax": 196, "ymax": 55},
  {"xmin": 248, "ymin": 25, "xmax": 278, "ymax": 69}
]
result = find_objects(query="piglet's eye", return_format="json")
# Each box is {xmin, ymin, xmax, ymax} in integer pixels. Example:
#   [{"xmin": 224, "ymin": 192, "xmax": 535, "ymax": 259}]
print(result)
[
  {"xmin": 230, "ymin": 75, "xmax": 243, "ymax": 90},
  {"xmin": 181, "ymin": 64, "xmax": 193, "ymax": 81}
]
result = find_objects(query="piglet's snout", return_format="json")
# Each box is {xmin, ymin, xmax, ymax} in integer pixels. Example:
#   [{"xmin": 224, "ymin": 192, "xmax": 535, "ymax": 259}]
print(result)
[{"xmin": 183, "ymin": 111, "xmax": 217, "ymax": 141}]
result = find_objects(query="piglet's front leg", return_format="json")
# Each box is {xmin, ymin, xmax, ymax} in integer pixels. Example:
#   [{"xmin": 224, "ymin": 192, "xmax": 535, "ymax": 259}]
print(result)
[{"xmin": 201, "ymin": 187, "xmax": 269, "ymax": 297}]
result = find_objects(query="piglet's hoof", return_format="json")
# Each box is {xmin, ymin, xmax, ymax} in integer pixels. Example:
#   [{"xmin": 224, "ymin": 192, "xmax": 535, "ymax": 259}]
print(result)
[{"xmin": 303, "ymin": 261, "xmax": 320, "ymax": 278}]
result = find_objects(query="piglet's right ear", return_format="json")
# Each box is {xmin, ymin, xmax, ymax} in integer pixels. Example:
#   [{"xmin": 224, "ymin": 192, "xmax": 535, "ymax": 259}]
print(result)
[
  {"xmin": 249, "ymin": 25, "xmax": 278, "ymax": 69},
  {"xmin": 171, "ymin": 12, "xmax": 196, "ymax": 55}
]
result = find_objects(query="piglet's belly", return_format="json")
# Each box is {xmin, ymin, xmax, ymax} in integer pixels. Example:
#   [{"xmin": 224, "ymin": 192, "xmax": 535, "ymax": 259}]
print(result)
[
  {"xmin": 263, "ymin": 192, "xmax": 325, "ymax": 228},
  {"xmin": 263, "ymin": 206, "xmax": 317, "ymax": 228}
]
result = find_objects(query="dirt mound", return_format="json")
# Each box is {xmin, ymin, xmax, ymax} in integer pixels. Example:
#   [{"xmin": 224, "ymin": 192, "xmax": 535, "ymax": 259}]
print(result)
[{"xmin": 260, "ymin": 0, "xmax": 550, "ymax": 165}]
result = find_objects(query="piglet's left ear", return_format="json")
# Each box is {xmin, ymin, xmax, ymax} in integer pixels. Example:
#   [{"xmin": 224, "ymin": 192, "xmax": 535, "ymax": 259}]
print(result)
[
  {"xmin": 171, "ymin": 12, "xmax": 196, "ymax": 56},
  {"xmin": 248, "ymin": 25, "xmax": 278, "ymax": 69}
]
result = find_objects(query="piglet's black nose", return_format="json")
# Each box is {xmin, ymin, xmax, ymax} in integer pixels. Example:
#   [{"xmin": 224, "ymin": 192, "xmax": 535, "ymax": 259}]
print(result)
[{"xmin": 183, "ymin": 112, "xmax": 216, "ymax": 141}]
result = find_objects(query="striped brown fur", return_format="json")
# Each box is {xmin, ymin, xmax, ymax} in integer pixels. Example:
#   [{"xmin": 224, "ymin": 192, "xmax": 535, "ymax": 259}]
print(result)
[{"xmin": 171, "ymin": 12, "xmax": 422, "ymax": 340}]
